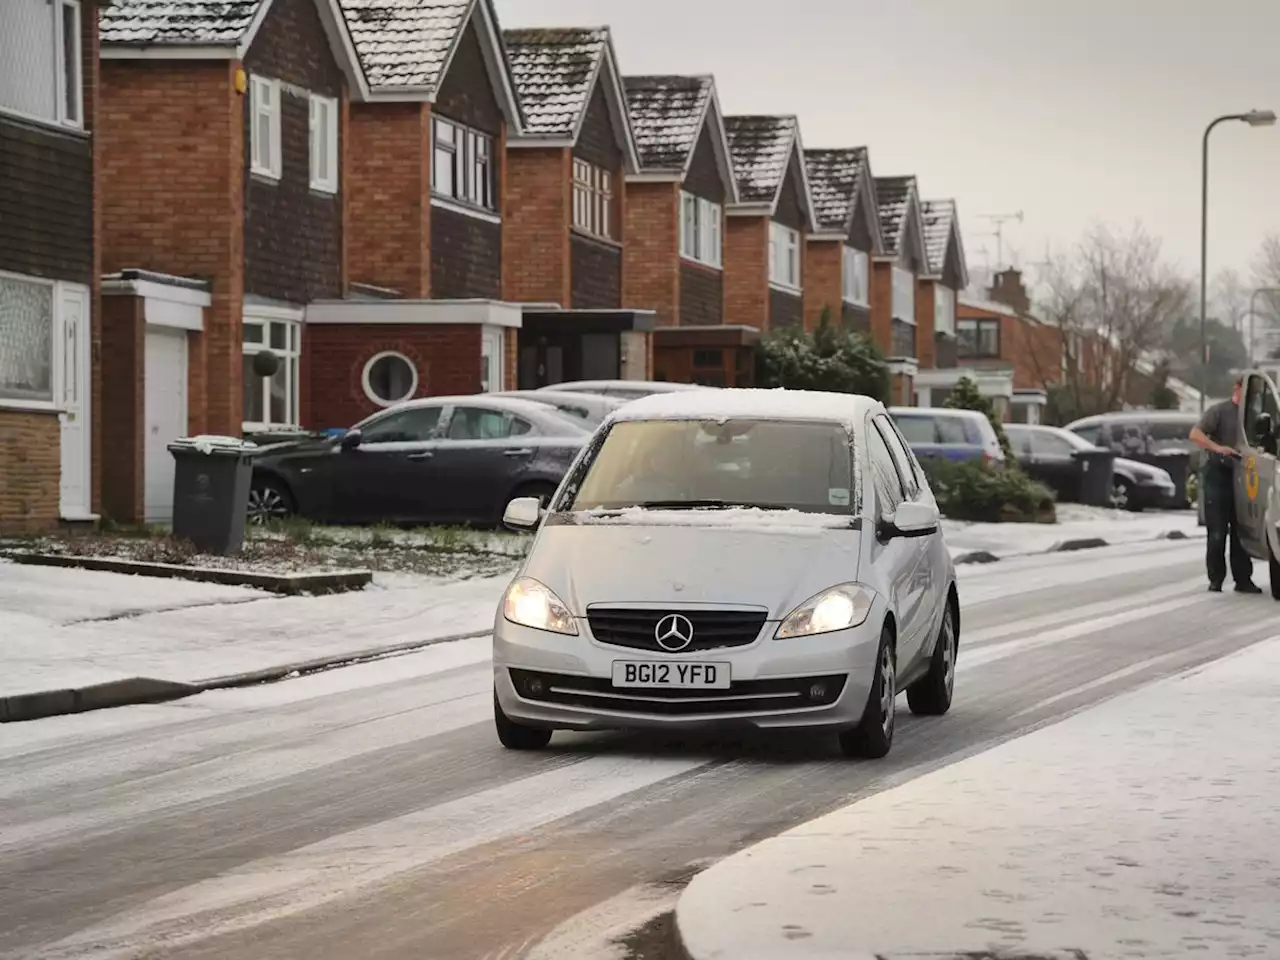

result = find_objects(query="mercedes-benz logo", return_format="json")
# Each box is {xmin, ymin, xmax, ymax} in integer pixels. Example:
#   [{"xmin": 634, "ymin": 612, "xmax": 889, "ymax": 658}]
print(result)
[{"xmin": 654, "ymin": 613, "xmax": 695, "ymax": 652}]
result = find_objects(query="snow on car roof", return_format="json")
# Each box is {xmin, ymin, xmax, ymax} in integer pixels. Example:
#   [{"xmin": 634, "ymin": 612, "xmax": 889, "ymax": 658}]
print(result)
[{"xmin": 608, "ymin": 388, "xmax": 881, "ymax": 428}]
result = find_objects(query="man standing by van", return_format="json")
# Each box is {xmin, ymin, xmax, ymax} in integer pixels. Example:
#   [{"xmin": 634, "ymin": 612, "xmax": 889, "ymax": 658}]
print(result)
[{"xmin": 1189, "ymin": 377, "xmax": 1261, "ymax": 593}]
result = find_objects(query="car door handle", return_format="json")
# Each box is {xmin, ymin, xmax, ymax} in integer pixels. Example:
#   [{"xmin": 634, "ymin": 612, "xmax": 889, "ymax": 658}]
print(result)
[
  {"xmin": 407, "ymin": 451, "xmax": 434, "ymax": 460},
  {"xmin": 503, "ymin": 448, "xmax": 534, "ymax": 457}
]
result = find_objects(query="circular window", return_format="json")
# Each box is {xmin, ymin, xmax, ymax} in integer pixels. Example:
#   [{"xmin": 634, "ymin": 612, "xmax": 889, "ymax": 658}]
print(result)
[{"xmin": 362, "ymin": 352, "xmax": 419, "ymax": 407}]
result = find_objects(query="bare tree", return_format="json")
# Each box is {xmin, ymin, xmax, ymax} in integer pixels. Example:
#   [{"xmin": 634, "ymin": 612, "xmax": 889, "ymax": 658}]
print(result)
[
  {"xmin": 1252, "ymin": 235, "xmax": 1280, "ymax": 357},
  {"xmin": 1211, "ymin": 268, "xmax": 1250, "ymax": 333},
  {"xmin": 1027, "ymin": 223, "xmax": 1191, "ymax": 418}
]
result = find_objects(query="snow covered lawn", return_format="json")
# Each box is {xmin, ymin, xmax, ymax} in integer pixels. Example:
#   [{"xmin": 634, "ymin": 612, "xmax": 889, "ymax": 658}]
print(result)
[{"xmin": 945, "ymin": 503, "xmax": 1201, "ymax": 560}]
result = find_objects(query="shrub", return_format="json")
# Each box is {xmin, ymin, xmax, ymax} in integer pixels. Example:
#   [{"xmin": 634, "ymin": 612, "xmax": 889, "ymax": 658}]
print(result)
[
  {"xmin": 758, "ymin": 309, "xmax": 890, "ymax": 401},
  {"xmin": 920, "ymin": 457, "xmax": 1056, "ymax": 524}
]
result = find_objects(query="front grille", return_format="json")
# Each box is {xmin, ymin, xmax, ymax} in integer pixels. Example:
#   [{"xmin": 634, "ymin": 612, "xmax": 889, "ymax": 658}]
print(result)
[
  {"xmin": 509, "ymin": 668, "xmax": 847, "ymax": 716},
  {"xmin": 586, "ymin": 607, "xmax": 767, "ymax": 653}
]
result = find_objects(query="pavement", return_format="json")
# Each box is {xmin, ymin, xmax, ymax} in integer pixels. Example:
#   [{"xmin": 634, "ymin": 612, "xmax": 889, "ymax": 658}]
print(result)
[
  {"xmin": 1, "ymin": 537, "xmax": 1275, "ymax": 959},
  {"xmin": 675, "ymin": 635, "xmax": 1280, "ymax": 960}
]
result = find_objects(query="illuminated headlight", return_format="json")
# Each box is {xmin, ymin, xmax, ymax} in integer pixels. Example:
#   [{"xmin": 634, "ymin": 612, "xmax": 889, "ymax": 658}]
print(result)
[
  {"xmin": 775, "ymin": 584, "xmax": 876, "ymax": 639},
  {"xmin": 502, "ymin": 577, "xmax": 579, "ymax": 635}
]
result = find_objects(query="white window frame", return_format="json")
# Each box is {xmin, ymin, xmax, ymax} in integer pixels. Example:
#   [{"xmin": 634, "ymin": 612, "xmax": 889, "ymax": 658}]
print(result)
[
  {"xmin": 309, "ymin": 94, "xmax": 339, "ymax": 194},
  {"xmin": 250, "ymin": 75, "xmax": 282, "ymax": 181},
  {"xmin": 572, "ymin": 158, "xmax": 614, "ymax": 240},
  {"xmin": 0, "ymin": 0, "xmax": 83, "ymax": 130},
  {"xmin": 431, "ymin": 116, "xmax": 496, "ymax": 212},
  {"xmin": 934, "ymin": 284, "xmax": 956, "ymax": 336},
  {"xmin": 841, "ymin": 246, "xmax": 869, "ymax": 306},
  {"xmin": 242, "ymin": 309, "xmax": 301, "ymax": 430},
  {"xmin": 768, "ymin": 222, "xmax": 801, "ymax": 291},
  {"xmin": 0, "ymin": 269, "xmax": 60, "ymax": 411},
  {"xmin": 679, "ymin": 191, "xmax": 722, "ymax": 269},
  {"xmin": 361, "ymin": 351, "xmax": 419, "ymax": 408},
  {"xmin": 891, "ymin": 265, "xmax": 916, "ymax": 325}
]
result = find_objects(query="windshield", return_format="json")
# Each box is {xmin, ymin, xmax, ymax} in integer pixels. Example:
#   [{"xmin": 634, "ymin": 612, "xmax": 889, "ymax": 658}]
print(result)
[{"xmin": 563, "ymin": 418, "xmax": 856, "ymax": 515}]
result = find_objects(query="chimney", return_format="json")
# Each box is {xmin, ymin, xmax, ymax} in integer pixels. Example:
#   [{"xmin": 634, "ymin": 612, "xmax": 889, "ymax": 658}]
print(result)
[{"xmin": 988, "ymin": 268, "xmax": 1030, "ymax": 315}]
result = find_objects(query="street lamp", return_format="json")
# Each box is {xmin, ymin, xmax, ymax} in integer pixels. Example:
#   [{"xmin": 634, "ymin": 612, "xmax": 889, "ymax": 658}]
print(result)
[
  {"xmin": 1247, "ymin": 286, "xmax": 1280, "ymax": 365},
  {"xmin": 1199, "ymin": 109, "xmax": 1276, "ymax": 410}
]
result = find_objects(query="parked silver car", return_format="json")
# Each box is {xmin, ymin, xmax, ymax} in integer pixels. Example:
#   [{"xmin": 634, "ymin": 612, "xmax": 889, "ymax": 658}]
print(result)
[
  {"xmin": 537, "ymin": 379, "xmax": 712, "ymax": 401},
  {"xmin": 492, "ymin": 389, "xmax": 625, "ymax": 426},
  {"xmin": 493, "ymin": 389, "xmax": 960, "ymax": 759}
]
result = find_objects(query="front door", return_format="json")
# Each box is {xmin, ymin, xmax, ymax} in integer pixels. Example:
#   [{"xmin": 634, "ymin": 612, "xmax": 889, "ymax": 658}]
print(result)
[
  {"xmin": 1236, "ymin": 372, "xmax": 1280, "ymax": 555},
  {"xmin": 144, "ymin": 328, "xmax": 189, "ymax": 523},
  {"xmin": 481, "ymin": 326, "xmax": 505, "ymax": 393},
  {"xmin": 58, "ymin": 285, "xmax": 91, "ymax": 519}
]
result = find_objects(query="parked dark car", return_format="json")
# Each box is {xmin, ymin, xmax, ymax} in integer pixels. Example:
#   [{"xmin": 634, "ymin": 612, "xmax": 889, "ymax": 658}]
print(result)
[
  {"xmin": 492, "ymin": 389, "xmax": 625, "ymax": 426},
  {"xmin": 246, "ymin": 396, "xmax": 589, "ymax": 526},
  {"xmin": 1064, "ymin": 410, "xmax": 1198, "ymax": 507},
  {"xmin": 888, "ymin": 407, "xmax": 1006, "ymax": 463},
  {"xmin": 1005, "ymin": 423, "xmax": 1176, "ymax": 511}
]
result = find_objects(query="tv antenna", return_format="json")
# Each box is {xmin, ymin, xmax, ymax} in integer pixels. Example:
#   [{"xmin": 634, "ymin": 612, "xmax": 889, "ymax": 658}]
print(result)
[{"xmin": 977, "ymin": 211, "xmax": 1024, "ymax": 269}]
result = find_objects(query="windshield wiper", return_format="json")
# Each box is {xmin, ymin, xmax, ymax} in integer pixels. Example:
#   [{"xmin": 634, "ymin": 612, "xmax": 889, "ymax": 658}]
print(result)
[{"xmin": 635, "ymin": 499, "xmax": 789, "ymax": 511}]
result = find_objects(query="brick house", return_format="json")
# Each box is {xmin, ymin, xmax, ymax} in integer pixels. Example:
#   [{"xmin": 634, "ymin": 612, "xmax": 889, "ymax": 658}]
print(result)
[
  {"xmin": 620, "ymin": 75, "xmax": 748, "ymax": 386},
  {"xmin": 0, "ymin": 0, "xmax": 103, "ymax": 532},
  {"xmin": 909, "ymin": 198, "xmax": 974, "ymax": 409},
  {"xmin": 870, "ymin": 175, "xmax": 929, "ymax": 404},
  {"xmin": 722, "ymin": 115, "xmax": 819, "ymax": 341},
  {"xmin": 801, "ymin": 147, "xmax": 883, "ymax": 334},
  {"xmin": 501, "ymin": 27, "xmax": 654, "ymax": 387},
  {"xmin": 304, "ymin": 0, "xmax": 528, "ymax": 432},
  {"xmin": 96, "ymin": 0, "xmax": 369, "ymax": 522}
]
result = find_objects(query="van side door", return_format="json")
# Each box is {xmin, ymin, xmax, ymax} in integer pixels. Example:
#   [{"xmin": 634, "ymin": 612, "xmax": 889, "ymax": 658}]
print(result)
[{"xmin": 1235, "ymin": 372, "xmax": 1280, "ymax": 556}]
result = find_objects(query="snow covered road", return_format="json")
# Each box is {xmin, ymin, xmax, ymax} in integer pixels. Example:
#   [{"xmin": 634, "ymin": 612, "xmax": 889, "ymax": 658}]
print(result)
[{"xmin": 0, "ymin": 539, "xmax": 1270, "ymax": 960}]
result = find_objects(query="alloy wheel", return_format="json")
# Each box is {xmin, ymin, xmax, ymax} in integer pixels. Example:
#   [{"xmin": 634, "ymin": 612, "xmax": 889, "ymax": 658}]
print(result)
[
  {"xmin": 247, "ymin": 486, "xmax": 290, "ymax": 525},
  {"xmin": 879, "ymin": 644, "xmax": 896, "ymax": 738},
  {"xmin": 941, "ymin": 610, "xmax": 957, "ymax": 697},
  {"xmin": 1110, "ymin": 481, "xmax": 1130, "ymax": 510}
]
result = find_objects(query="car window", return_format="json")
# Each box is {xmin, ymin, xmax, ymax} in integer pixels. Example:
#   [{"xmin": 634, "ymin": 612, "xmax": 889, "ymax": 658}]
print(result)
[
  {"xmin": 1071, "ymin": 424, "xmax": 1101, "ymax": 445},
  {"xmin": 1005, "ymin": 427, "xmax": 1033, "ymax": 455},
  {"xmin": 509, "ymin": 417, "xmax": 533, "ymax": 436},
  {"xmin": 892, "ymin": 415, "xmax": 935, "ymax": 445},
  {"xmin": 865, "ymin": 420, "xmax": 905, "ymax": 511},
  {"xmin": 447, "ymin": 407, "xmax": 516, "ymax": 440},
  {"xmin": 1029, "ymin": 430, "xmax": 1074, "ymax": 457},
  {"xmin": 874, "ymin": 416, "xmax": 919, "ymax": 499},
  {"xmin": 936, "ymin": 415, "xmax": 970, "ymax": 444},
  {"xmin": 360, "ymin": 406, "xmax": 441, "ymax": 443},
  {"xmin": 1243, "ymin": 377, "xmax": 1279, "ymax": 447},
  {"xmin": 1147, "ymin": 418, "xmax": 1196, "ymax": 452},
  {"xmin": 565, "ymin": 418, "xmax": 855, "ymax": 515}
]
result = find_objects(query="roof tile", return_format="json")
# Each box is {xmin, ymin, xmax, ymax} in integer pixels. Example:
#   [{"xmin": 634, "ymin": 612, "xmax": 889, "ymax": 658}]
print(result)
[
  {"xmin": 100, "ymin": 0, "xmax": 264, "ymax": 46},
  {"xmin": 622, "ymin": 75, "xmax": 711, "ymax": 171},
  {"xmin": 338, "ymin": 0, "xmax": 471, "ymax": 90},
  {"xmin": 504, "ymin": 27, "xmax": 608, "ymax": 138},
  {"xmin": 724, "ymin": 115, "xmax": 796, "ymax": 205},
  {"xmin": 803, "ymin": 148, "xmax": 867, "ymax": 233},
  {"xmin": 874, "ymin": 175, "xmax": 916, "ymax": 257},
  {"xmin": 921, "ymin": 199, "xmax": 957, "ymax": 275}
]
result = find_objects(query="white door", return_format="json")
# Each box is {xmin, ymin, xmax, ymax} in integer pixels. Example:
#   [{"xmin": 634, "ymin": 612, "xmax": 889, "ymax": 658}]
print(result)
[
  {"xmin": 144, "ymin": 327, "xmax": 189, "ymax": 523},
  {"xmin": 58, "ymin": 285, "xmax": 92, "ymax": 519},
  {"xmin": 481, "ymin": 326, "xmax": 505, "ymax": 393}
]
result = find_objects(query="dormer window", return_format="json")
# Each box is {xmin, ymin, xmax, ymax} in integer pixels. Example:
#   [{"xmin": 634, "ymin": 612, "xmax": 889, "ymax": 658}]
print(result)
[
  {"xmin": 573, "ymin": 159, "xmax": 614, "ymax": 239},
  {"xmin": 432, "ymin": 117, "xmax": 495, "ymax": 212},
  {"xmin": 680, "ymin": 192, "xmax": 722, "ymax": 268},
  {"xmin": 768, "ymin": 223, "xmax": 801, "ymax": 290},
  {"xmin": 892, "ymin": 266, "xmax": 916, "ymax": 325}
]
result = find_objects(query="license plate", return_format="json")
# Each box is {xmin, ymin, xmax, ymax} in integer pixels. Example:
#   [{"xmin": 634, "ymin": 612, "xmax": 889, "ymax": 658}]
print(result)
[{"xmin": 611, "ymin": 660, "xmax": 731, "ymax": 689}]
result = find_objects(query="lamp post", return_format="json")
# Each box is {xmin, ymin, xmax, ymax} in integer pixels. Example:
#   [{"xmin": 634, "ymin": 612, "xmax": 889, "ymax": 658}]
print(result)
[
  {"xmin": 1247, "ymin": 286, "xmax": 1280, "ymax": 366},
  {"xmin": 1199, "ymin": 109, "xmax": 1276, "ymax": 410}
]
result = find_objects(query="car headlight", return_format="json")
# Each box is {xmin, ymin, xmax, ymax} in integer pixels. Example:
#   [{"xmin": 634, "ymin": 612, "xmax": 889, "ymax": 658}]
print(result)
[
  {"xmin": 775, "ymin": 584, "xmax": 876, "ymax": 639},
  {"xmin": 502, "ymin": 577, "xmax": 578, "ymax": 635}
]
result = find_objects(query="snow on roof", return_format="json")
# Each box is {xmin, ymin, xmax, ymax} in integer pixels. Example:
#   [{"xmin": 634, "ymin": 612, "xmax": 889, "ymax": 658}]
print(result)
[
  {"xmin": 921, "ymin": 199, "xmax": 956, "ymax": 275},
  {"xmin": 724, "ymin": 115, "xmax": 797, "ymax": 205},
  {"xmin": 803, "ymin": 148, "xmax": 868, "ymax": 233},
  {"xmin": 874, "ymin": 175, "xmax": 915, "ymax": 257},
  {"xmin": 504, "ymin": 27, "xmax": 608, "ymax": 137},
  {"xmin": 623, "ymin": 75, "xmax": 711, "ymax": 171},
  {"xmin": 100, "ymin": 0, "xmax": 264, "ymax": 45},
  {"xmin": 338, "ymin": 0, "xmax": 471, "ymax": 90},
  {"xmin": 608, "ymin": 388, "xmax": 881, "ymax": 428}
]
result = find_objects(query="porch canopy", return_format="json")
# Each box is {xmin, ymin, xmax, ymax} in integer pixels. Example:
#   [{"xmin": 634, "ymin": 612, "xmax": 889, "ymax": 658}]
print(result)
[{"xmin": 517, "ymin": 307, "xmax": 657, "ymax": 387}]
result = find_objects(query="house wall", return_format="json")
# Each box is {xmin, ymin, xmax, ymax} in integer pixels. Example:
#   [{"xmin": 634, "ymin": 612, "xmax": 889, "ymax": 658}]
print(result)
[
  {"xmin": 723, "ymin": 216, "xmax": 768, "ymax": 331},
  {"xmin": 870, "ymin": 260, "xmax": 893, "ymax": 355},
  {"xmin": 242, "ymin": 0, "xmax": 345, "ymax": 305},
  {"xmin": 347, "ymin": 102, "xmax": 431, "ymax": 297},
  {"xmin": 681, "ymin": 263, "xmax": 723, "ymax": 325},
  {"xmin": 570, "ymin": 81, "xmax": 623, "ymax": 308},
  {"xmin": 98, "ymin": 293, "xmax": 145, "ymax": 523},
  {"xmin": 803, "ymin": 240, "xmax": 841, "ymax": 331},
  {"xmin": 622, "ymin": 180, "xmax": 679, "ymax": 326},
  {"xmin": 304, "ymin": 323, "xmax": 483, "ymax": 429},
  {"xmin": 503, "ymin": 147, "xmax": 569, "ymax": 304},
  {"xmin": 684, "ymin": 124, "xmax": 725, "ymax": 203},
  {"xmin": 100, "ymin": 59, "xmax": 244, "ymax": 436},
  {"xmin": 916, "ymin": 277, "xmax": 937, "ymax": 369},
  {"xmin": 0, "ymin": 411, "xmax": 60, "ymax": 533}
]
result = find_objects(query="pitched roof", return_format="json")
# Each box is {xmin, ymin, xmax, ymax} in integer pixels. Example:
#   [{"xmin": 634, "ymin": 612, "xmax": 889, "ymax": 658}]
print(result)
[
  {"xmin": 100, "ymin": 0, "xmax": 263, "ymax": 45},
  {"xmin": 338, "ymin": 0, "xmax": 469, "ymax": 89},
  {"xmin": 503, "ymin": 26, "xmax": 609, "ymax": 137},
  {"xmin": 874, "ymin": 175, "xmax": 917, "ymax": 257},
  {"xmin": 803, "ymin": 148, "xmax": 868, "ymax": 233},
  {"xmin": 921, "ymin": 199, "xmax": 956, "ymax": 274},
  {"xmin": 622, "ymin": 75, "xmax": 712, "ymax": 171},
  {"xmin": 724, "ymin": 115, "xmax": 799, "ymax": 205}
]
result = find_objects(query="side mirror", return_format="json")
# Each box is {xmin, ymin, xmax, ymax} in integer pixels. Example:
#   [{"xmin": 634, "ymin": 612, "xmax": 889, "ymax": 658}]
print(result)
[
  {"xmin": 503, "ymin": 496, "xmax": 543, "ymax": 531},
  {"xmin": 878, "ymin": 500, "xmax": 940, "ymax": 540},
  {"xmin": 340, "ymin": 428, "xmax": 362, "ymax": 450}
]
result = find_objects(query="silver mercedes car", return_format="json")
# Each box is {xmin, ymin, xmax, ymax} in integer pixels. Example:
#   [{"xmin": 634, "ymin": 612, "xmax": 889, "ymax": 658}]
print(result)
[{"xmin": 492, "ymin": 389, "xmax": 960, "ymax": 759}]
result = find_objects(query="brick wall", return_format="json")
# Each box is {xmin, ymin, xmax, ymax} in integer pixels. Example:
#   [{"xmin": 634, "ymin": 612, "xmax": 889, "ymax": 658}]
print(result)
[
  {"xmin": 915, "ymin": 277, "xmax": 937, "ymax": 369},
  {"xmin": 870, "ymin": 260, "xmax": 893, "ymax": 355},
  {"xmin": 100, "ymin": 59, "xmax": 244, "ymax": 436},
  {"xmin": 86, "ymin": 4, "xmax": 103, "ymax": 518},
  {"xmin": 98, "ymin": 294, "xmax": 145, "ymax": 523},
  {"xmin": 723, "ymin": 216, "xmax": 768, "ymax": 331},
  {"xmin": 0, "ymin": 411, "xmax": 60, "ymax": 533},
  {"xmin": 346, "ymin": 102, "xmax": 431, "ymax": 297},
  {"xmin": 504, "ymin": 327, "xmax": 518, "ymax": 391},
  {"xmin": 622, "ymin": 181, "xmax": 679, "ymax": 326},
  {"xmin": 304, "ymin": 323, "xmax": 483, "ymax": 429},
  {"xmin": 503, "ymin": 148, "xmax": 570, "ymax": 305},
  {"xmin": 803, "ymin": 239, "xmax": 842, "ymax": 331}
]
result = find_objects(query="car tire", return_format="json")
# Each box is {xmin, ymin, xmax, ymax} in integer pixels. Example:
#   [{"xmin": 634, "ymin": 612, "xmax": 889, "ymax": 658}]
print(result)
[
  {"xmin": 247, "ymin": 476, "xmax": 295, "ymax": 525},
  {"xmin": 837, "ymin": 625, "xmax": 896, "ymax": 760},
  {"xmin": 1110, "ymin": 478, "xmax": 1138, "ymax": 512},
  {"xmin": 494, "ymin": 690, "xmax": 553, "ymax": 750},
  {"xmin": 1269, "ymin": 541, "xmax": 1280, "ymax": 601},
  {"xmin": 906, "ymin": 599, "xmax": 958, "ymax": 716}
]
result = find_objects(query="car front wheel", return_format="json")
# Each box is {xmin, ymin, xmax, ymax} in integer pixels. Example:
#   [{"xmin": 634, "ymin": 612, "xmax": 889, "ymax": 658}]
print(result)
[
  {"xmin": 907, "ymin": 599, "xmax": 958, "ymax": 716},
  {"xmin": 838, "ymin": 625, "xmax": 896, "ymax": 759},
  {"xmin": 494, "ymin": 690, "xmax": 553, "ymax": 750}
]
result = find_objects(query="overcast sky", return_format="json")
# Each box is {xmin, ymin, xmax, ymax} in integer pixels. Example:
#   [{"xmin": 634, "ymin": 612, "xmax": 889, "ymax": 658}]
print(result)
[{"xmin": 493, "ymin": 0, "xmax": 1279, "ymax": 288}]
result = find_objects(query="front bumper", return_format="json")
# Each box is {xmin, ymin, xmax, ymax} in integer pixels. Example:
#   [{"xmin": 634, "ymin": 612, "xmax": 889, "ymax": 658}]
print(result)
[{"xmin": 492, "ymin": 608, "xmax": 884, "ymax": 733}]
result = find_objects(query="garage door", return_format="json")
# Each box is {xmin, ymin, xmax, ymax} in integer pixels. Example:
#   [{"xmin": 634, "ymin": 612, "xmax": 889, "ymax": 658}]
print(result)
[{"xmin": 144, "ymin": 328, "xmax": 188, "ymax": 523}]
